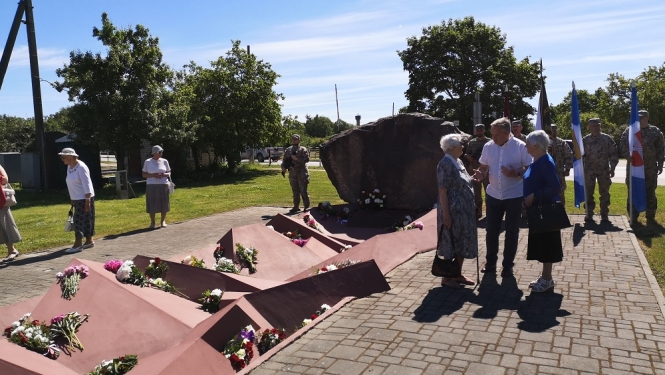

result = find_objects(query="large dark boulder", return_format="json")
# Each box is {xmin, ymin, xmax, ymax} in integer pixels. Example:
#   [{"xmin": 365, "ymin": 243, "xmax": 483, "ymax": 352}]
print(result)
[{"xmin": 320, "ymin": 113, "xmax": 468, "ymax": 211}]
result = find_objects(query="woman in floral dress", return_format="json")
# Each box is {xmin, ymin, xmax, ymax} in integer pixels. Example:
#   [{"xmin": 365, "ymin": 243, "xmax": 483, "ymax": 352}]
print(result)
[{"xmin": 437, "ymin": 132, "xmax": 478, "ymax": 288}]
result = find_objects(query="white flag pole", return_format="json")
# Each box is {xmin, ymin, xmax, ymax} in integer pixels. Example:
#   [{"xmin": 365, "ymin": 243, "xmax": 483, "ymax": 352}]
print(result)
[{"xmin": 629, "ymin": 81, "xmax": 635, "ymax": 225}]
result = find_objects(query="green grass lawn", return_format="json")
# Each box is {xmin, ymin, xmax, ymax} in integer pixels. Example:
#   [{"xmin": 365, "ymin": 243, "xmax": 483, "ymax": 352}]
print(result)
[{"xmin": 7, "ymin": 165, "xmax": 665, "ymax": 290}]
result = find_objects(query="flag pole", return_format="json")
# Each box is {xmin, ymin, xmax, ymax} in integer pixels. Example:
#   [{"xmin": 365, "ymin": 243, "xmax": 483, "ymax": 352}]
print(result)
[
  {"xmin": 629, "ymin": 81, "xmax": 634, "ymax": 225},
  {"xmin": 573, "ymin": 81, "xmax": 590, "ymax": 218}
]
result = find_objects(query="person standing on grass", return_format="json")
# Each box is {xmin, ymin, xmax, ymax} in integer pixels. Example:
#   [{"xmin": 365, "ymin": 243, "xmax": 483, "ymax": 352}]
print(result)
[
  {"xmin": 142, "ymin": 145, "xmax": 172, "ymax": 229},
  {"xmin": 59, "ymin": 148, "xmax": 95, "ymax": 253},
  {"xmin": 0, "ymin": 164, "xmax": 21, "ymax": 262},
  {"xmin": 281, "ymin": 134, "xmax": 310, "ymax": 213}
]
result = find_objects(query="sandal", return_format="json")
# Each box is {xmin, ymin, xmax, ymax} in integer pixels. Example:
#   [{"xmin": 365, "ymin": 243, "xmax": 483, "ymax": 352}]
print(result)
[
  {"xmin": 455, "ymin": 275, "xmax": 476, "ymax": 286},
  {"xmin": 3, "ymin": 250, "xmax": 19, "ymax": 262},
  {"xmin": 441, "ymin": 278, "xmax": 461, "ymax": 288}
]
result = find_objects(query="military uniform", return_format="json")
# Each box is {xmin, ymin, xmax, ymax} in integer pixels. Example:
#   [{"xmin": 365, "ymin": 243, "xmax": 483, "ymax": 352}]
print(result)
[
  {"xmin": 620, "ymin": 124, "xmax": 665, "ymax": 219},
  {"xmin": 582, "ymin": 133, "xmax": 618, "ymax": 217},
  {"xmin": 466, "ymin": 135, "xmax": 489, "ymax": 216},
  {"xmin": 515, "ymin": 133, "xmax": 527, "ymax": 143},
  {"xmin": 549, "ymin": 137, "xmax": 573, "ymax": 205},
  {"xmin": 281, "ymin": 144, "xmax": 311, "ymax": 210}
]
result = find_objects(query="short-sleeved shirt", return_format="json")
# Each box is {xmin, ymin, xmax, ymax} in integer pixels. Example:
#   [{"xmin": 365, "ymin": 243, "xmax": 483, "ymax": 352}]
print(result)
[
  {"xmin": 479, "ymin": 136, "xmax": 532, "ymax": 200},
  {"xmin": 66, "ymin": 160, "xmax": 95, "ymax": 200},
  {"xmin": 143, "ymin": 158, "xmax": 171, "ymax": 185}
]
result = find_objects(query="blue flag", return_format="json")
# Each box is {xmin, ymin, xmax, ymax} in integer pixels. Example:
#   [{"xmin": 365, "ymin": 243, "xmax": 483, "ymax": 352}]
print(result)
[
  {"xmin": 629, "ymin": 84, "xmax": 647, "ymax": 213},
  {"xmin": 571, "ymin": 85, "xmax": 585, "ymax": 208}
]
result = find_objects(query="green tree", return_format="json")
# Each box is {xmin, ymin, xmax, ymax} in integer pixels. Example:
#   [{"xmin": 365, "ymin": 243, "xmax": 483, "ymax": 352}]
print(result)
[
  {"xmin": 304, "ymin": 115, "xmax": 334, "ymax": 137},
  {"xmin": 397, "ymin": 16, "xmax": 540, "ymax": 132},
  {"xmin": 280, "ymin": 114, "xmax": 305, "ymax": 146},
  {"xmin": 183, "ymin": 40, "xmax": 284, "ymax": 171},
  {"xmin": 0, "ymin": 115, "xmax": 34, "ymax": 152},
  {"xmin": 54, "ymin": 13, "xmax": 173, "ymax": 170},
  {"xmin": 333, "ymin": 119, "xmax": 354, "ymax": 133},
  {"xmin": 43, "ymin": 107, "xmax": 74, "ymax": 133}
]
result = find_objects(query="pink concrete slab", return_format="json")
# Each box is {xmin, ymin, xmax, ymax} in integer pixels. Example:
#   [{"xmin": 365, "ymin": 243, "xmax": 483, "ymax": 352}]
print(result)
[
  {"xmin": 217, "ymin": 223, "xmax": 339, "ymax": 280},
  {"xmin": 287, "ymin": 210, "xmax": 436, "ymax": 281},
  {"xmin": 245, "ymin": 260, "xmax": 390, "ymax": 331},
  {"xmin": 165, "ymin": 242, "xmax": 218, "ymax": 267},
  {"xmin": 27, "ymin": 259, "xmax": 199, "ymax": 373},
  {"xmin": 265, "ymin": 214, "xmax": 347, "ymax": 251},
  {"xmin": 218, "ymin": 291, "xmax": 250, "ymax": 310},
  {"xmin": 301, "ymin": 236, "xmax": 339, "ymax": 260},
  {"xmin": 0, "ymin": 339, "xmax": 79, "ymax": 375},
  {"xmin": 128, "ymin": 337, "xmax": 229, "ymax": 375},
  {"xmin": 0, "ymin": 295, "xmax": 42, "ymax": 329}
]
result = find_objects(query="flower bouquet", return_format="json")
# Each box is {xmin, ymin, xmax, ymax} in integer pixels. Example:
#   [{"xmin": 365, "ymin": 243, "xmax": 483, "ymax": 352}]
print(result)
[
  {"xmin": 49, "ymin": 312, "xmax": 89, "ymax": 353},
  {"xmin": 314, "ymin": 259, "xmax": 361, "ymax": 275},
  {"xmin": 302, "ymin": 214, "xmax": 322, "ymax": 232},
  {"xmin": 3, "ymin": 313, "xmax": 59, "ymax": 359},
  {"xmin": 357, "ymin": 188, "xmax": 386, "ymax": 209},
  {"xmin": 115, "ymin": 260, "xmax": 147, "ymax": 286},
  {"xmin": 235, "ymin": 243, "xmax": 258, "ymax": 274},
  {"xmin": 56, "ymin": 264, "xmax": 90, "ymax": 300},
  {"xmin": 87, "ymin": 354, "xmax": 138, "ymax": 375},
  {"xmin": 147, "ymin": 278, "xmax": 188, "ymax": 298},
  {"xmin": 215, "ymin": 257, "xmax": 240, "ymax": 274},
  {"xmin": 144, "ymin": 257, "xmax": 169, "ymax": 278},
  {"xmin": 388, "ymin": 215, "xmax": 425, "ymax": 232},
  {"xmin": 103, "ymin": 259, "xmax": 123, "ymax": 273},
  {"xmin": 292, "ymin": 238, "xmax": 309, "ymax": 247},
  {"xmin": 256, "ymin": 328, "xmax": 286, "ymax": 355},
  {"xmin": 181, "ymin": 255, "xmax": 206, "ymax": 268},
  {"xmin": 317, "ymin": 201, "xmax": 335, "ymax": 215},
  {"xmin": 199, "ymin": 289, "xmax": 224, "ymax": 313},
  {"xmin": 213, "ymin": 245, "xmax": 225, "ymax": 262},
  {"xmin": 223, "ymin": 325, "xmax": 255, "ymax": 370},
  {"xmin": 298, "ymin": 304, "xmax": 331, "ymax": 329},
  {"xmin": 282, "ymin": 230, "xmax": 302, "ymax": 240}
]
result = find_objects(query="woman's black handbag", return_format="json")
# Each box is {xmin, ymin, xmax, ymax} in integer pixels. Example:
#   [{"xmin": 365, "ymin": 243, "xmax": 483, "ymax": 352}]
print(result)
[
  {"xmin": 526, "ymin": 201, "xmax": 572, "ymax": 234},
  {"xmin": 431, "ymin": 226, "xmax": 461, "ymax": 278}
]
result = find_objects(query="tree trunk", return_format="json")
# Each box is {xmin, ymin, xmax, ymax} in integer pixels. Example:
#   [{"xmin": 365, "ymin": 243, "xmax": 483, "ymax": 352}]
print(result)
[{"xmin": 116, "ymin": 149, "xmax": 127, "ymax": 171}]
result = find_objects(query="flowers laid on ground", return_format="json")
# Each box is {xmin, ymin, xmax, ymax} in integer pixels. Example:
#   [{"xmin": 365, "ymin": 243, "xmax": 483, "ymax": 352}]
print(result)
[
  {"xmin": 49, "ymin": 312, "xmax": 89, "ymax": 353},
  {"xmin": 115, "ymin": 260, "xmax": 147, "ymax": 286},
  {"xmin": 181, "ymin": 255, "xmax": 206, "ymax": 268},
  {"xmin": 257, "ymin": 328, "xmax": 287, "ymax": 355},
  {"xmin": 213, "ymin": 245, "xmax": 225, "ymax": 262},
  {"xmin": 235, "ymin": 243, "xmax": 258, "ymax": 274},
  {"xmin": 318, "ymin": 201, "xmax": 352, "ymax": 224},
  {"xmin": 357, "ymin": 188, "xmax": 386, "ymax": 209},
  {"xmin": 339, "ymin": 244, "xmax": 352, "ymax": 252},
  {"xmin": 282, "ymin": 230, "xmax": 309, "ymax": 247},
  {"xmin": 388, "ymin": 215, "xmax": 425, "ymax": 232},
  {"xmin": 298, "ymin": 304, "xmax": 331, "ymax": 329},
  {"xmin": 215, "ymin": 257, "xmax": 240, "ymax": 274},
  {"xmin": 199, "ymin": 289, "xmax": 224, "ymax": 313},
  {"xmin": 303, "ymin": 214, "xmax": 322, "ymax": 232},
  {"xmin": 147, "ymin": 277, "xmax": 188, "ymax": 298},
  {"xmin": 103, "ymin": 259, "xmax": 123, "ymax": 274},
  {"xmin": 3, "ymin": 312, "xmax": 59, "ymax": 359},
  {"xmin": 87, "ymin": 354, "xmax": 138, "ymax": 375},
  {"xmin": 223, "ymin": 325, "xmax": 255, "ymax": 370},
  {"xmin": 56, "ymin": 264, "xmax": 90, "ymax": 300},
  {"xmin": 292, "ymin": 238, "xmax": 309, "ymax": 247},
  {"xmin": 144, "ymin": 257, "xmax": 169, "ymax": 278},
  {"xmin": 314, "ymin": 259, "xmax": 361, "ymax": 275}
]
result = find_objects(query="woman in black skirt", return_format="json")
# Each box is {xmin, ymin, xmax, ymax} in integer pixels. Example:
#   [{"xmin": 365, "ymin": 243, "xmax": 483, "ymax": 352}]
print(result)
[
  {"xmin": 142, "ymin": 145, "xmax": 172, "ymax": 229},
  {"xmin": 523, "ymin": 130, "xmax": 563, "ymax": 293}
]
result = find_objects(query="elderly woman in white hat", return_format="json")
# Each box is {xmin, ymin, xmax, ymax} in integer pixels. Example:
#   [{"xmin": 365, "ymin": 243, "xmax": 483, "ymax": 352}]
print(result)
[
  {"xmin": 59, "ymin": 148, "xmax": 95, "ymax": 253},
  {"xmin": 142, "ymin": 145, "xmax": 172, "ymax": 229}
]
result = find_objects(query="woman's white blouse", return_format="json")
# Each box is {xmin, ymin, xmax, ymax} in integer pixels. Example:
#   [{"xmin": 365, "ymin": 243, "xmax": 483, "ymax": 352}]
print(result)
[
  {"xmin": 66, "ymin": 160, "xmax": 95, "ymax": 200},
  {"xmin": 143, "ymin": 158, "xmax": 171, "ymax": 185}
]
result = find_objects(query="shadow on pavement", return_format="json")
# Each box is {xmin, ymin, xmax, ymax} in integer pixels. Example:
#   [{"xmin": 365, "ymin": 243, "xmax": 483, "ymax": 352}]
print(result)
[
  {"xmin": 0, "ymin": 248, "xmax": 73, "ymax": 269},
  {"xmin": 412, "ymin": 273, "xmax": 524, "ymax": 323},
  {"xmin": 631, "ymin": 220, "xmax": 665, "ymax": 248},
  {"xmin": 517, "ymin": 292, "xmax": 569, "ymax": 332},
  {"xmin": 103, "ymin": 227, "xmax": 158, "ymax": 240}
]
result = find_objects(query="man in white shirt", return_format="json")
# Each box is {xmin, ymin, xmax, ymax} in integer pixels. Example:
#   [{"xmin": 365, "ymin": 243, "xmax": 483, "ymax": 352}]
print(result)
[{"xmin": 473, "ymin": 118, "xmax": 532, "ymax": 277}]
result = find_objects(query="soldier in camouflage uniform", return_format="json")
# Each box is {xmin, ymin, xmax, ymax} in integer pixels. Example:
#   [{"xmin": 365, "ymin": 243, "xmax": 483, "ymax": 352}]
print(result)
[
  {"xmin": 582, "ymin": 118, "xmax": 618, "ymax": 222},
  {"xmin": 548, "ymin": 124, "xmax": 573, "ymax": 206},
  {"xmin": 281, "ymin": 134, "xmax": 311, "ymax": 212},
  {"xmin": 619, "ymin": 110, "xmax": 665, "ymax": 223},
  {"xmin": 465, "ymin": 124, "xmax": 490, "ymax": 219},
  {"xmin": 512, "ymin": 120, "xmax": 527, "ymax": 143}
]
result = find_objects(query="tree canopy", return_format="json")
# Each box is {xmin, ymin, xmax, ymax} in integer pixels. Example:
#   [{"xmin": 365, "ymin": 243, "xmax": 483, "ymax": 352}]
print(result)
[{"xmin": 398, "ymin": 16, "xmax": 540, "ymax": 132}]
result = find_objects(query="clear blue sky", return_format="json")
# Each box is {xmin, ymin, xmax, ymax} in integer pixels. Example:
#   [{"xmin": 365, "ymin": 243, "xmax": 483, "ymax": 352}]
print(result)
[{"xmin": 0, "ymin": 0, "xmax": 663, "ymax": 124}]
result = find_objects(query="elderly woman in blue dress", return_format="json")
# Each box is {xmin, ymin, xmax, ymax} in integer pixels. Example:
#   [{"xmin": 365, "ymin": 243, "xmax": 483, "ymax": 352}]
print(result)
[
  {"xmin": 523, "ymin": 130, "xmax": 563, "ymax": 293},
  {"xmin": 437, "ymin": 132, "xmax": 478, "ymax": 288}
]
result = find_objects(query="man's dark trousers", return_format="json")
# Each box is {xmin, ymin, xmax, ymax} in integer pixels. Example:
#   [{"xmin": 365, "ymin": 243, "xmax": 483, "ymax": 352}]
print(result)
[{"xmin": 485, "ymin": 195, "xmax": 523, "ymax": 269}]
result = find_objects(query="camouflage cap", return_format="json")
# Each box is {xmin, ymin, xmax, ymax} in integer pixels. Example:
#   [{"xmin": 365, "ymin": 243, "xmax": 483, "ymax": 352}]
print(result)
[
  {"xmin": 638, "ymin": 110, "xmax": 649, "ymax": 117},
  {"xmin": 588, "ymin": 118, "xmax": 601, "ymax": 125},
  {"xmin": 474, "ymin": 124, "xmax": 485, "ymax": 130},
  {"xmin": 511, "ymin": 120, "xmax": 522, "ymax": 126},
  {"xmin": 550, "ymin": 124, "xmax": 558, "ymax": 130},
  {"xmin": 291, "ymin": 134, "xmax": 301, "ymax": 140}
]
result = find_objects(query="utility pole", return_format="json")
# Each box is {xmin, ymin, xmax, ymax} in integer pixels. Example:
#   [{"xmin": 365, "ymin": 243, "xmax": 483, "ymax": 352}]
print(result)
[
  {"xmin": 334, "ymin": 84, "xmax": 340, "ymax": 132},
  {"xmin": 473, "ymin": 92, "xmax": 482, "ymax": 127},
  {"xmin": 0, "ymin": 0, "xmax": 47, "ymax": 189}
]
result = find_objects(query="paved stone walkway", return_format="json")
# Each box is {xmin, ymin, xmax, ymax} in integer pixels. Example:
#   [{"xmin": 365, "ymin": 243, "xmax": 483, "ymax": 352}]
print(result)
[{"xmin": 1, "ymin": 209, "xmax": 664, "ymax": 374}]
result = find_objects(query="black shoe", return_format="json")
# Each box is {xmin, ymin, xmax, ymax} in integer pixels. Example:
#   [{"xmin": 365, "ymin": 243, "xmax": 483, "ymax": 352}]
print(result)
[
  {"xmin": 289, "ymin": 207, "xmax": 300, "ymax": 213},
  {"xmin": 500, "ymin": 267, "xmax": 514, "ymax": 277},
  {"xmin": 481, "ymin": 263, "xmax": 496, "ymax": 273},
  {"xmin": 303, "ymin": 206, "xmax": 310, "ymax": 212}
]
